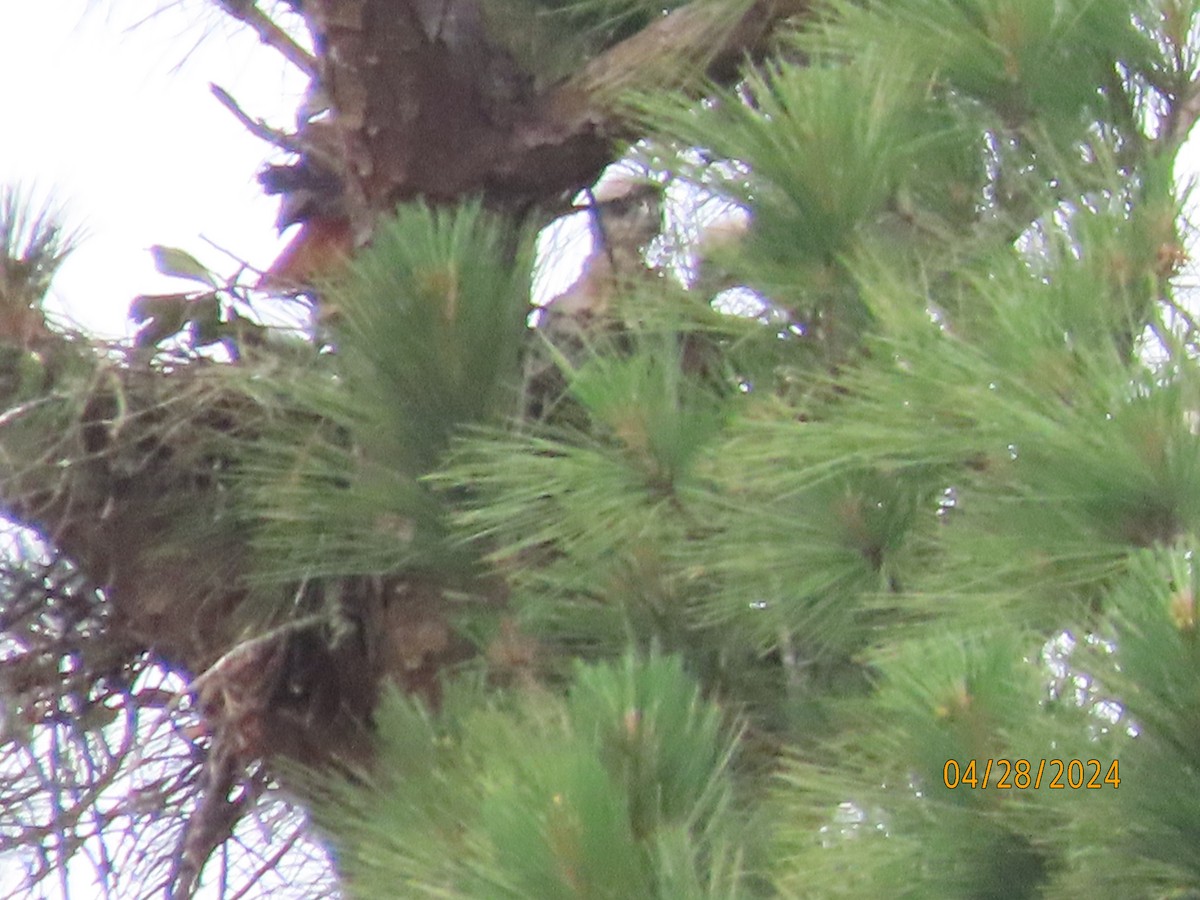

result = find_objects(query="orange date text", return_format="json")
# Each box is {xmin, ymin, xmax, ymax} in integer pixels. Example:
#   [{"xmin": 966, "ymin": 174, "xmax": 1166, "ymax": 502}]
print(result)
[{"xmin": 942, "ymin": 758, "xmax": 1119, "ymax": 790}]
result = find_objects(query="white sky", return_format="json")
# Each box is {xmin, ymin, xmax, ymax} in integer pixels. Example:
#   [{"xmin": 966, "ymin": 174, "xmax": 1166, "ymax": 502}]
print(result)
[{"xmin": 0, "ymin": 1, "xmax": 307, "ymax": 339}]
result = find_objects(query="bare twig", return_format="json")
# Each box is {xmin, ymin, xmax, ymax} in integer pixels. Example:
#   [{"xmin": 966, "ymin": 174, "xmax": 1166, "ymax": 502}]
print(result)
[
  {"xmin": 225, "ymin": 819, "xmax": 305, "ymax": 900},
  {"xmin": 210, "ymin": 84, "xmax": 304, "ymax": 154},
  {"xmin": 211, "ymin": 84, "xmax": 344, "ymax": 178},
  {"xmin": 212, "ymin": 0, "xmax": 317, "ymax": 79},
  {"xmin": 0, "ymin": 396, "xmax": 58, "ymax": 430},
  {"xmin": 200, "ymin": 234, "xmax": 262, "ymax": 275}
]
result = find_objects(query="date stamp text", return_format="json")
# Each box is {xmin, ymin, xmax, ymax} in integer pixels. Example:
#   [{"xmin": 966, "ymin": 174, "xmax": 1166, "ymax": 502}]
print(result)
[{"xmin": 943, "ymin": 758, "xmax": 1120, "ymax": 790}]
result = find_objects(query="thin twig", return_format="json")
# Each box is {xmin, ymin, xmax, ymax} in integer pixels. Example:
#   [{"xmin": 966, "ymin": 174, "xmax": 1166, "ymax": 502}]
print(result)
[
  {"xmin": 210, "ymin": 84, "xmax": 303, "ymax": 154},
  {"xmin": 0, "ymin": 396, "xmax": 57, "ymax": 430},
  {"xmin": 225, "ymin": 819, "xmax": 305, "ymax": 900},
  {"xmin": 199, "ymin": 234, "xmax": 261, "ymax": 276},
  {"xmin": 211, "ymin": 84, "xmax": 344, "ymax": 180},
  {"xmin": 212, "ymin": 0, "xmax": 317, "ymax": 79}
]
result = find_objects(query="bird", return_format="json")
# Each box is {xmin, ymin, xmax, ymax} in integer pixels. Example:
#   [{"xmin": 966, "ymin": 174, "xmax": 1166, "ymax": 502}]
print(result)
[{"xmin": 256, "ymin": 214, "xmax": 353, "ymax": 293}]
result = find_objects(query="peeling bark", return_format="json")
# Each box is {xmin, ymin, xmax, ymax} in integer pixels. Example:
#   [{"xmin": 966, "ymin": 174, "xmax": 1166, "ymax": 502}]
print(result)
[{"xmin": 264, "ymin": 0, "xmax": 810, "ymax": 238}]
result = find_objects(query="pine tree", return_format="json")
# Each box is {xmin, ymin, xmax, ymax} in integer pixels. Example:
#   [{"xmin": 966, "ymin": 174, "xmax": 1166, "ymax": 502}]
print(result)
[{"xmin": 4, "ymin": 0, "xmax": 1200, "ymax": 897}]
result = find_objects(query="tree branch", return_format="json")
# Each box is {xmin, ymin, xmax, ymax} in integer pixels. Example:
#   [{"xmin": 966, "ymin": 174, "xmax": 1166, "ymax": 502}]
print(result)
[
  {"xmin": 211, "ymin": 84, "xmax": 302, "ymax": 153},
  {"xmin": 566, "ymin": 0, "xmax": 811, "ymax": 111},
  {"xmin": 211, "ymin": 84, "xmax": 344, "ymax": 183},
  {"xmin": 212, "ymin": 0, "xmax": 316, "ymax": 79}
]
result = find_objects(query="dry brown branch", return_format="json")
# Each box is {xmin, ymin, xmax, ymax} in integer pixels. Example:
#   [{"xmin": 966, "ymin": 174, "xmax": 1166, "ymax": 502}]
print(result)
[
  {"xmin": 168, "ymin": 742, "xmax": 261, "ymax": 900},
  {"xmin": 211, "ymin": 0, "xmax": 316, "ymax": 78},
  {"xmin": 568, "ymin": 0, "xmax": 810, "ymax": 107},
  {"xmin": 225, "ymin": 824, "xmax": 307, "ymax": 900}
]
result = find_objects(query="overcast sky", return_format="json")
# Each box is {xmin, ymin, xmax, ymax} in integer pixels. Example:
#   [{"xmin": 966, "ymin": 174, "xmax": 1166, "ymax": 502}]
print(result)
[{"xmin": 0, "ymin": 1, "xmax": 306, "ymax": 339}]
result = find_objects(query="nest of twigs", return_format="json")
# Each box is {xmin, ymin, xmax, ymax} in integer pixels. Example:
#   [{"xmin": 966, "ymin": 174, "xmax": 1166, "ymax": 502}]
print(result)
[{"xmin": 0, "ymin": 331, "xmax": 456, "ymax": 896}]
